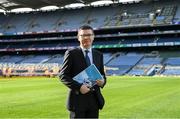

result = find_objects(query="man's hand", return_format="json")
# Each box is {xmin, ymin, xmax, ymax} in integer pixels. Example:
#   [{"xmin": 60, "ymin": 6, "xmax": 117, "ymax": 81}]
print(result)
[
  {"xmin": 96, "ymin": 79, "xmax": 104, "ymax": 87},
  {"xmin": 80, "ymin": 84, "xmax": 90, "ymax": 94}
]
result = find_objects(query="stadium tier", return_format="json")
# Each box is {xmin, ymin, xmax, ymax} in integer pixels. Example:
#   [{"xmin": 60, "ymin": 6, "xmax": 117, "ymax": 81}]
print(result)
[
  {"xmin": 0, "ymin": 0, "xmax": 180, "ymax": 34},
  {"xmin": 0, "ymin": 0, "xmax": 180, "ymax": 77}
]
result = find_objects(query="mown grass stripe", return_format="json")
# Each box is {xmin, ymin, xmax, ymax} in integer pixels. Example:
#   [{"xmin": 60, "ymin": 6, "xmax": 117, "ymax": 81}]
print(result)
[{"xmin": 0, "ymin": 76, "xmax": 180, "ymax": 118}]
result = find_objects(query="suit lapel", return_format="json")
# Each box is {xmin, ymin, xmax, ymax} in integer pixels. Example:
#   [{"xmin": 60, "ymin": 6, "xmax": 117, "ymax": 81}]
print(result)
[
  {"xmin": 92, "ymin": 49, "xmax": 98, "ymax": 67},
  {"xmin": 78, "ymin": 47, "xmax": 98, "ymax": 68}
]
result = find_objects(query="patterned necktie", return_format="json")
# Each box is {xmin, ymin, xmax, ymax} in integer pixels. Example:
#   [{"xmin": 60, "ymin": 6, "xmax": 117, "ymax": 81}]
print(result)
[{"xmin": 85, "ymin": 50, "xmax": 91, "ymax": 66}]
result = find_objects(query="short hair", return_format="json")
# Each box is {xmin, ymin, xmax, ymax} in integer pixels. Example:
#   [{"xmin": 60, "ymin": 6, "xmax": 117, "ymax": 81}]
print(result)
[{"xmin": 78, "ymin": 25, "xmax": 93, "ymax": 31}]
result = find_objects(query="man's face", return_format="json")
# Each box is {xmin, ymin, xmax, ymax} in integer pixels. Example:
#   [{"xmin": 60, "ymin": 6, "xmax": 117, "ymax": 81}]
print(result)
[{"xmin": 78, "ymin": 29, "xmax": 94, "ymax": 49}]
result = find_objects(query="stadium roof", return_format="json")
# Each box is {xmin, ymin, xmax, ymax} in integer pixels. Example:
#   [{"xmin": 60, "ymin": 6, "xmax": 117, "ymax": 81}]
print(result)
[
  {"xmin": 0, "ymin": 0, "xmax": 153, "ymax": 12},
  {"xmin": 0, "ymin": 0, "xmax": 107, "ymax": 10}
]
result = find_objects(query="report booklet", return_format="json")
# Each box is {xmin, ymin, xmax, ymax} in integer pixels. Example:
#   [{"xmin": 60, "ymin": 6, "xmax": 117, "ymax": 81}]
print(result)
[{"xmin": 73, "ymin": 64, "xmax": 104, "ymax": 87}]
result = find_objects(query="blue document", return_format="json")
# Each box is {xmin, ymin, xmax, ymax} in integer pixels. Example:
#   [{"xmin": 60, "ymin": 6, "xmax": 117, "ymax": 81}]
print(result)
[{"xmin": 73, "ymin": 64, "xmax": 104, "ymax": 87}]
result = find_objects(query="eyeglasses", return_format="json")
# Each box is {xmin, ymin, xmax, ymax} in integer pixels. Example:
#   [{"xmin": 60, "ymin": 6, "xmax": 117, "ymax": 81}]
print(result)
[{"xmin": 79, "ymin": 34, "xmax": 94, "ymax": 37}]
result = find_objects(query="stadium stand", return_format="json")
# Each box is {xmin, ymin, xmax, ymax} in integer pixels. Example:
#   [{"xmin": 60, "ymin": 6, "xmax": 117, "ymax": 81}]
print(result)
[
  {"xmin": 0, "ymin": 0, "xmax": 180, "ymax": 77},
  {"xmin": 0, "ymin": 0, "xmax": 179, "ymax": 33}
]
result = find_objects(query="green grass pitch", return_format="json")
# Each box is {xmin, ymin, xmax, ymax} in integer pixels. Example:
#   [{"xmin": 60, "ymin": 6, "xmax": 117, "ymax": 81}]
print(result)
[{"xmin": 0, "ymin": 76, "xmax": 180, "ymax": 118}]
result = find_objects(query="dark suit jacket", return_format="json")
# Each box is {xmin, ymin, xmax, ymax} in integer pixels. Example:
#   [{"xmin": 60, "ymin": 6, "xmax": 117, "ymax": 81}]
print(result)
[{"xmin": 59, "ymin": 47, "xmax": 106, "ymax": 111}]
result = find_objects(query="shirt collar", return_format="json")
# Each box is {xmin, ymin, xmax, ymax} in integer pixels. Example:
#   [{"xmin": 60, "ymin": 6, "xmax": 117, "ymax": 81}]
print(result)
[{"xmin": 81, "ymin": 47, "xmax": 92, "ymax": 53}]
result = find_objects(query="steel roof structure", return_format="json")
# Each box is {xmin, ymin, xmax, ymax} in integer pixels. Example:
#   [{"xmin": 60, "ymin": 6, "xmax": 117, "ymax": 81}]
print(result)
[
  {"xmin": 0, "ymin": 0, "xmax": 117, "ymax": 11},
  {"xmin": 0, "ymin": 0, "xmax": 156, "ymax": 11}
]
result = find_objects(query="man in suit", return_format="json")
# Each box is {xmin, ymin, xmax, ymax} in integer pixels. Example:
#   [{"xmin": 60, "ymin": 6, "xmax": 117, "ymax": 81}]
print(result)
[{"xmin": 59, "ymin": 25, "xmax": 106, "ymax": 118}]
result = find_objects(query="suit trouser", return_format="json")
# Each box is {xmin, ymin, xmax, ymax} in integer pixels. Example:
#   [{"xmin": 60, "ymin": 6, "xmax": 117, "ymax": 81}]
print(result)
[
  {"xmin": 69, "ymin": 92, "xmax": 99, "ymax": 118},
  {"xmin": 70, "ymin": 109, "xmax": 99, "ymax": 118}
]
